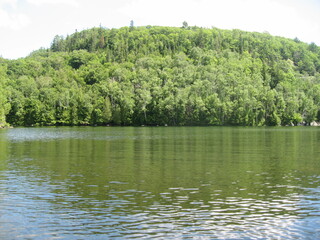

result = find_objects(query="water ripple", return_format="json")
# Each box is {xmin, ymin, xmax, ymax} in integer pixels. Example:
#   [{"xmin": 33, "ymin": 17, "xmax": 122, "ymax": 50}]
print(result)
[{"xmin": 1, "ymin": 127, "xmax": 320, "ymax": 239}]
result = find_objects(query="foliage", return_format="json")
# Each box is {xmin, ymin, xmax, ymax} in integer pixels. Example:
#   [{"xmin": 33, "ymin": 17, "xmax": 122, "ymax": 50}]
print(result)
[{"xmin": 1, "ymin": 26, "xmax": 320, "ymax": 126}]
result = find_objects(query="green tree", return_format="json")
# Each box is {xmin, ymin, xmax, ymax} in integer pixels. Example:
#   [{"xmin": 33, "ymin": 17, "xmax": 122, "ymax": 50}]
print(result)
[
  {"xmin": 0, "ymin": 64, "xmax": 10, "ymax": 127},
  {"xmin": 2, "ymin": 25, "xmax": 320, "ymax": 127}
]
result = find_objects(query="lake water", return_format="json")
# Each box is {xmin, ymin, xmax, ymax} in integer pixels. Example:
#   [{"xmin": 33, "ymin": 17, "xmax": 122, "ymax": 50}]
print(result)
[{"xmin": 0, "ymin": 127, "xmax": 319, "ymax": 239}]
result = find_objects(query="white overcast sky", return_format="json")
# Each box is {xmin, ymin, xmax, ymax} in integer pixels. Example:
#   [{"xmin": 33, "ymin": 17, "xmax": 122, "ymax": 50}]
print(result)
[{"xmin": 0, "ymin": 0, "xmax": 319, "ymax": 59}]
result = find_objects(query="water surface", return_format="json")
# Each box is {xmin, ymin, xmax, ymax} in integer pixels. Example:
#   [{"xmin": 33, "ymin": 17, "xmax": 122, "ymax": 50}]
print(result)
[{"xmin": 0, "ymin": 127, "xmax": 319, "ymax": 239}]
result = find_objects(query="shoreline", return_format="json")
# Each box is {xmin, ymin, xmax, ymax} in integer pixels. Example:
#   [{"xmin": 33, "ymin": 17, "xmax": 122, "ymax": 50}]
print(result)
[{"xmin": 3, "ymin": 123, "xmax": 319, "ymax": 128}]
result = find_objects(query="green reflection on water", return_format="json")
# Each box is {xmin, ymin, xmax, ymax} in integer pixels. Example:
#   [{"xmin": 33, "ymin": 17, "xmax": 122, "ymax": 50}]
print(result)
[
  {"xmin": 0, "ymin": 129, "xmax": 8, "ymax": 171},
  {"xmin": 7, "ymin": 127, "xmax": 320, "ymax": 204},
  {"xmin": 2, "ymin": 127, "xmax": 320, "ymax": 239}
]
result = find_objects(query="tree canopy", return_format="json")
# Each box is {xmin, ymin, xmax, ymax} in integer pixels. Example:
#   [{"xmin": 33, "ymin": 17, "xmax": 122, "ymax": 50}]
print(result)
[{"xmin": 1, "ymin": 25, "xmax": 320, "ymax": 127}]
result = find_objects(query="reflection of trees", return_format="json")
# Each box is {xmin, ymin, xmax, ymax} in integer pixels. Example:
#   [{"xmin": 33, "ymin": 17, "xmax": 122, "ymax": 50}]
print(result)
[
  {"xmin": 7, "ymin": 127, "xmax": 319, "ymax": 217},
  {"xmin": 0, "ymin": 132, "xmax": 8, "ymax": 205},
  {"xmin": 0, "ymin": 131, "xmax": 8, "ymax": 171}
]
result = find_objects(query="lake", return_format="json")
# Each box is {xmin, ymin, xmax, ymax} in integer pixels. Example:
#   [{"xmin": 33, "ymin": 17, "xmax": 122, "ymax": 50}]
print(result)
[{"xmin": 0, "ymin": 127, "xmax": 319, "ymax": 239}]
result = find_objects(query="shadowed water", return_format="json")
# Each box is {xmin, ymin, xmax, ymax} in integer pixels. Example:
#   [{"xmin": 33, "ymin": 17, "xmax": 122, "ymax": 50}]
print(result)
[{"xmin": 0, "ymin": 127, "xmax": 319, "ymax": 239}]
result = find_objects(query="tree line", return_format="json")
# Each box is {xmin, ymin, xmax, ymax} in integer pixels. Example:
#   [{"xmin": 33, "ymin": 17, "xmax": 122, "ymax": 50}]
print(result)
[{"xmin": 0, "ymin": 25, "xmax": 320, "ymax": 127}]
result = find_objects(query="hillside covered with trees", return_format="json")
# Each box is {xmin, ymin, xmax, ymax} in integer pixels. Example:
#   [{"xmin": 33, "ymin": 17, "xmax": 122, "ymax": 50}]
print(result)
[{"xmin": 1, "ymin": 25, "xmax": 320, "ymax": 127}]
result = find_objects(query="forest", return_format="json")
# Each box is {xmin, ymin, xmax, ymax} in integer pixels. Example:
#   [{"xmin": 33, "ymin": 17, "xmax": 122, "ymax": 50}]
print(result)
[{"xmin": 0, "ymin": 25, "xmax": 320, "ymax": 127}]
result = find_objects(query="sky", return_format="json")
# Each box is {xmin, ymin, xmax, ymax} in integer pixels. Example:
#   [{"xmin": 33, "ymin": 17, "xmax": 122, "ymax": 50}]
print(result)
[{"xmin": 0, "ymin": 0, "xmax": 320, "ymax": 59}]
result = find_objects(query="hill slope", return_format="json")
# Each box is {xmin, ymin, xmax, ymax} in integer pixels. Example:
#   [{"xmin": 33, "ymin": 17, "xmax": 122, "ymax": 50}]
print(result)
[{"xmin": 1, "ymin": 26, "xmax": 320, "ymax": 126}]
